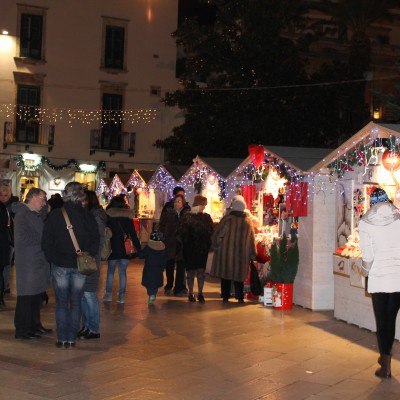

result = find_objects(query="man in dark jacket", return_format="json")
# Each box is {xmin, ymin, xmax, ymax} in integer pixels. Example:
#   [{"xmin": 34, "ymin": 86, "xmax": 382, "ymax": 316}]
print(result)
[
  {"xmin": 13, "ymin": 188, "xmax": 50, "ymax": 340},
  {"xmin": 159, "ymin": 192, "xmax": 190, "ymax": 296},
  {"xmin": 0, "ymin": 181, "xmax": 19, "ymax": 297},
  {"xmin": 42, "ymin": 182, "xmax": 99, "ymax": 349}
]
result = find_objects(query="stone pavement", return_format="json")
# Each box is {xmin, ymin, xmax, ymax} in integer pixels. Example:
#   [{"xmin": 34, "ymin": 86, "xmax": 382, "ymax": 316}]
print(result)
[{"xmin": 1, "ymin": 259, "xmax": 400, "ymax": 399}]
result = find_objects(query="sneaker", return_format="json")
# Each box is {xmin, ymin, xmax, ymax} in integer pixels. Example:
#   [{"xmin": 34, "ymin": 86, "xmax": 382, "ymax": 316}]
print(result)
[
  {"xmin": 55, "ymin": 341, "xmax": 68, "ymax": 349},
  {"xmin": 103, "ymin": 293, "xmax": 112, "ymax": 302},
  {"xmin": 78, "ymin": 328, "xmax": 89, "ymax": 339},
  {"xmin": 148, "ymin": 295, "xmax": 156, "ymax": 305},
  {"xmin": 188, "ymin": 294, "xmax": 196, "ymax": 302},
  {"xmin": 116, "ymin": 294, "xmax": 125, "ymax": 304},
  {"xmin": 197, "ymin": 294, "xmax": 205, "ymax": 303}
]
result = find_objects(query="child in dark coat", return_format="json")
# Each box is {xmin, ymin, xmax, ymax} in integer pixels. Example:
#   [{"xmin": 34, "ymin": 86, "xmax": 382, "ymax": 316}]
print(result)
[{"xmin": 140, "ymin": 231, "xmax": 167, "ymax": 305}]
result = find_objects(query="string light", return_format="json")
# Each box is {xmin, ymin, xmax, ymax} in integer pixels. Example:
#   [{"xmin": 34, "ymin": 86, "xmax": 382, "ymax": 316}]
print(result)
[
  {"xmin": 0, "ymin": 103, "xmax": 157, "ymax": 126},
  {"xmin": 148, "ymin": 165, "xmax": 177, "ymax": 197}
]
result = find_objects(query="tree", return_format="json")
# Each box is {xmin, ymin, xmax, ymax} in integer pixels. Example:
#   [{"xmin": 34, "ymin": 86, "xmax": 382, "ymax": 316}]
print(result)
[
  {"xmin": 310, "ymin": 0, "xmax": 398, "ymax": 131},
  {"xmin": 155, "ymin": 0, "xmax": 313, "ymax": 164}
]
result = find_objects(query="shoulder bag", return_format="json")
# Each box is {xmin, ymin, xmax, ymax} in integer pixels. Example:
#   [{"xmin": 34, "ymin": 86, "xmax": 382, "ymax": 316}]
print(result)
[
  {"xmin": 118, "ymin": 221, "xmax": 137, "ymax": 257},
  {"xmin": 61, "ymin": 207, "xmax": 97, "ymax": 276}
]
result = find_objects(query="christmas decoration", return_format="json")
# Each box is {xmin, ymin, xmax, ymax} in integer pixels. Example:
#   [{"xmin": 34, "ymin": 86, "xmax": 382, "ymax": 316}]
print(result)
[
  {"xmin": 0, "ymin": 103, "xmax": 157, "ymax": 126},
  {"xmin": 382, "ymin": 150, "xmax": 400, "ymax": 172},
  {"xmin": 15, "ymin": 155, "xmax": 106, "ymax": 173}
]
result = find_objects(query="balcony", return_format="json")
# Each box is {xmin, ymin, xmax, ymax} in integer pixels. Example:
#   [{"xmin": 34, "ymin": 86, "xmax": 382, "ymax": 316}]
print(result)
[
  {"xmin": 90, "ymin": 129, "xmax": 136, "ymax": 157},
  {"xmin": 3, "ymin": 121, "xmax": 55, "ymax": 151}
]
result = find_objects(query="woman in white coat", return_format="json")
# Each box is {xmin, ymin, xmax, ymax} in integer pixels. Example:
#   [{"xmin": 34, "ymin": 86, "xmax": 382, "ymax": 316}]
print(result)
[{"xmin": 358, "ymin": 188, "xmax": 400, "ymax": 379}]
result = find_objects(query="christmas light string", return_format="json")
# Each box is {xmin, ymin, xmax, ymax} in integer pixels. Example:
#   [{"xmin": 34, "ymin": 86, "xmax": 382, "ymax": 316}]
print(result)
[
  {"xmin": 147, "ymin": 166, "xmax": 177, "ymax": 197},
  {"xmin": 0, "ymin": 103, "xmax": 157, "ymax": 126}
]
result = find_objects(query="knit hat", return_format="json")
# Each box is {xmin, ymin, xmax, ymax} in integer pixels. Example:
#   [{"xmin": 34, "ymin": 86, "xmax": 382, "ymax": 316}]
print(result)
[
  {"xmin": 231, "ymin": 197, "xmax": 246, "ymax": 212},
  {"xmin": 370, "ymin": 188, "xmax": 390, "ymax": 207},
  {"xmin": 232, "ymin": 195, "xmax": 245, "ymax": 203},
  {"xmin": 148, "ymin": 231, "xmax": 165, "ymax": 251},
  {"xmin": 192, "ymin": 195, "xmax": 207, "ymax": 207}
]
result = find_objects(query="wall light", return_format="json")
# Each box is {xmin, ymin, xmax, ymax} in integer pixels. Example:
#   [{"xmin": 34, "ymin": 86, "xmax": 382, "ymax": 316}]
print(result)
[{"xmin": 1, "ymin": 30, "xmax": 9, "ymax": 35}]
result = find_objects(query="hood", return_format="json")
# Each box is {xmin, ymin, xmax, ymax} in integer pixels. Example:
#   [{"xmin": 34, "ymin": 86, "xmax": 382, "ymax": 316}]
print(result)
[
  {"xmin": 106, "ymin": 207, "xmax": 135, "ymax": 219},
  {"xmin": 361, "ymin": 202, "xmax": 400, "ymax": 226},
  {"xmin": 11, "ymin": 202, "xmax": 29, "ymax": 214}
]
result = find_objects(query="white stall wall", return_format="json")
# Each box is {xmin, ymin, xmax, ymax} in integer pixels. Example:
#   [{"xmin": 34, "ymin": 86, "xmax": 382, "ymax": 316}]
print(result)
[{"xmin": 294, "ymin": 175, "xmax": 336, "ymax": 310}]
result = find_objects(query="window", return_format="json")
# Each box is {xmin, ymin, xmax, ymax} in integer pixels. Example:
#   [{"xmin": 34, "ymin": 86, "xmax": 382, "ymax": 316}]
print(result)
[
  {"xmin": 20, "ymin": 14, "xmax": 43, "ymax": 59},
  {"xmin": 101, "ymin": 17, "xmax": 129, "ymax": 72},
  {"xmin": 102, "ymin": 93, "xmax": 123, "ymax": 150},
  {"xmin": 16, "ymin": 84, "xmax": 41, "ymax": 143},
  {"xmin": 105, "ymin": 26, "xmax": 124, "ymax": 68}
]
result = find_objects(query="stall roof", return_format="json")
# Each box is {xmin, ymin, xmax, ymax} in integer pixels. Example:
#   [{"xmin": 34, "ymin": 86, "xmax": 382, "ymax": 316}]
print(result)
[
  {"xmin": 266, "ymin": 146, "xmax": 333, "ymax": 172},
  {"xmin": 201, "ymin": 157, "xmax": 244, "ymax": 178},
  {"xmin": 310, "ymin": 122, "xmax": 400, "ymax": 173},
  {"xmin": 162, "ymin": 164, "xmax": 188, "ymax": 181}
]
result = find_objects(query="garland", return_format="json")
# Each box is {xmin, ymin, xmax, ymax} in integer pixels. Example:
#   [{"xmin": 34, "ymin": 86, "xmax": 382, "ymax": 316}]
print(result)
[{"xmin": 15, "ymin": 155, "xmax": 106, "ymax": 173}]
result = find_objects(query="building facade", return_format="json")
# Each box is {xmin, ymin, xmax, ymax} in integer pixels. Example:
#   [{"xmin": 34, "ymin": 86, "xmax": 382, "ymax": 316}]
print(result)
[{"xmin": 0, "ymin": 0, "xmax": 180, "ymax": 196}]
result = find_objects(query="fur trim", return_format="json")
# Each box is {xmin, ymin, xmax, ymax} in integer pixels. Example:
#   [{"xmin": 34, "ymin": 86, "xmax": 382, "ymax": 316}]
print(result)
[{"xmin": 106, "ymin": 208, "xmax": 135, "ymax": 218}]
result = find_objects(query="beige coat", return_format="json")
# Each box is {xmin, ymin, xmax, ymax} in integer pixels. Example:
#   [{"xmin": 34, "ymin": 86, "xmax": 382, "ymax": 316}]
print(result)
[{"xmin": 210, "ymin": 211, "xmax": 256, "ymax": 281}]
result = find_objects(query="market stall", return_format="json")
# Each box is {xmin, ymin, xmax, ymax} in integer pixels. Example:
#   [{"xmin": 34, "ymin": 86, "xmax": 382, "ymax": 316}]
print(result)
[
  {"xmin": 178, "ymin": 155, "xmax": 230, "ymax": 222},
  {"xmin": 305, "ymin": 122, "xmax": 400, "ymax": 336},
  {"xmin": 147, "ymin": 164, "xmax": 177, "ymax": 220}
]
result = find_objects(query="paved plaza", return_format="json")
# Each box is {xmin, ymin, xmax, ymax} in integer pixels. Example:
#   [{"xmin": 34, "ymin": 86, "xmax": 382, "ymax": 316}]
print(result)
[{"xmin": 1, "ymin": 259, "xmax": 400, "ymax": 399}]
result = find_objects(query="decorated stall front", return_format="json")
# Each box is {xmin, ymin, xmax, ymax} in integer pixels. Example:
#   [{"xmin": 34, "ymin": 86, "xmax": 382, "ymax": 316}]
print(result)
[
  {"xmin": 147, "ymin": 165, "xmax": 177, "ymax": 220},
  {"xmin": 15, "ymin": 154, "xmax": 106, "ymax": 201},
  {"xmin": 302, "ymin": 122, "xmax": 400, "ymax": 337},
  {"xmin": 178, "ymin": 156, "xmax": 229, "ymax": 222}
]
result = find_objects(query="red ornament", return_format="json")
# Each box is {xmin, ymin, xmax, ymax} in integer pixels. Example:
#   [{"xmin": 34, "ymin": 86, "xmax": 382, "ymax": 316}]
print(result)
[
  {"xmin": 382, "ymin": 150, "xmax": 400, "ymax": 172},
  {"xmin": 248, "ymin": 144, "xmax": 265, "ymax": 168},
  {"xmin": 256, "ymin": 241, "xmax": 271, "ymax": 264}
]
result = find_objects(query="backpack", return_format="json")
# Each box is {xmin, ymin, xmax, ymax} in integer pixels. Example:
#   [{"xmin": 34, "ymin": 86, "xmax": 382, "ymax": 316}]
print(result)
[{"xmin": 101, "ymin": 227, "xmax": 113, "ymax": 260}]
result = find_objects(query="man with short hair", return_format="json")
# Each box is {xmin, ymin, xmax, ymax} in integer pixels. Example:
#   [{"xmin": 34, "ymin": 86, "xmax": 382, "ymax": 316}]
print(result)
[
  {"xmin": 0, "ymin": 181, "xmax": 18, "ymax": 296},
  {"xmin": 12, "ymin": 188, "xmax": 51, "ymax": 340}
]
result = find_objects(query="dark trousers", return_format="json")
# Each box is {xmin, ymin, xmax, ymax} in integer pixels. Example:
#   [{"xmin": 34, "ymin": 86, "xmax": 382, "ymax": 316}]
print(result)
[
  {"xmin": 221, "ymin": 278, "xmax": 244, "ymax": 300},
  {"xmin": 165, "ymin": 258, "xmax": 186, "ymax": 294},
  {"xmin": 14, "ymin": 293, "xmax": 42, "ymax": 335},
  {"xmin": 371, "ymin": 292, "xmax": 400, "ymax": 355}
]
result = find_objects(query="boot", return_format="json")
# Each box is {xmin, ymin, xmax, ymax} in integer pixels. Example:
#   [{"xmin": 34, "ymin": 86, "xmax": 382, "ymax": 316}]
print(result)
[{"xmin": 375, "ymin": 354, "xmax": 391, "ymax": 379}]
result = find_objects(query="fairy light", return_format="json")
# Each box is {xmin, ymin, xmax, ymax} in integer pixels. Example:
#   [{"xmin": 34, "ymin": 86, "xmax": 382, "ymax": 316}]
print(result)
[
  {"xmin": 0, "ymin": 103, "xmax": 157, "ymax": 126},
  {"xmin": 148, "ymin": 166, "xmax": 177, "ymax": 196}
]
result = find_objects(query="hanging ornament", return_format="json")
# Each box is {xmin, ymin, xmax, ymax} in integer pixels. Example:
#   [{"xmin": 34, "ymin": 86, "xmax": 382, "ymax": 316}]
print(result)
[
  {"xmin": 382, "ymin": 150, "xmax": 400, "ymax": 172},
  {"xmin": 248, "ymin": 144, "xmax": 264, "ymax": 168}
]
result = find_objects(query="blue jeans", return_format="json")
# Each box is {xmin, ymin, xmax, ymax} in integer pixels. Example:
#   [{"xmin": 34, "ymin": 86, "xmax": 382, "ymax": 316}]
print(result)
[
  {"xmin": 146, "ymin": 287, "xmax": 158, "ymax": 296},
  {"xmin": 51, "ymin": 265, "xmax": 86, "ymax": 342},
  {"xmin": 81, "ymin": 291, "xmax": 100, "ymax": 334},
  {"xmin": 106, "ymin": 259, "xmax": 129, "ymax": 295}
]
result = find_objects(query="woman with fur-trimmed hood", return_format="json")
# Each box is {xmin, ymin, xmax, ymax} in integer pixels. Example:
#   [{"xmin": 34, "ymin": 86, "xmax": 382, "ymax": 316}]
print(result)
[
  {"xmin": 210, "ymin": 195, "xmax": 256, "ymax": 303},
  {"xmin": 103, "ymin": 195, "xmax": 140, "ymax": 304}
]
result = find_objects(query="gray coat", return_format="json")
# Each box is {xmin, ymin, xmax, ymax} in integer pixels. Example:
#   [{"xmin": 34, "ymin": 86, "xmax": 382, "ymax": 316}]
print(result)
[
  {"xmin": 12, "ymin": 202, "xmax": 50, "ymax": 296},
  {"xmin": 210, "ymin": 211, "xmax": 256, "ymax": 282}
]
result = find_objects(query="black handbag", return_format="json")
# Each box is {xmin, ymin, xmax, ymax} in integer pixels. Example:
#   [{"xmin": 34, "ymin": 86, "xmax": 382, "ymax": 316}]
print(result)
[
  {"xmin": 61, "ymin": 208, "xmax": 97, "ymax": 276},
  {"xmin": 250, "ymin": 260, "xmax": 263, "ymax": 296}
]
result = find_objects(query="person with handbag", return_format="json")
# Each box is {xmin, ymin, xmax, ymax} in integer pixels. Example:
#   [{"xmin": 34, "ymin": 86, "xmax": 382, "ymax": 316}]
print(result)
[
  {"xmin": 178, "ymin": 195, "xmax": 214, "ymax": 303},
  {"xmin": 104, "ymin": 195, "xmax": 140, "ymax": 304},
  {"xmin": 42, "ymin": 182, "xmax": 99, "ymax": 349},
  {"xmin": 77, "ymin": 190, "xmax": 107, "ymax": 340},
  {"xmin": 12, "ymin": 188, "xmax": 51, "ymax": 340}
]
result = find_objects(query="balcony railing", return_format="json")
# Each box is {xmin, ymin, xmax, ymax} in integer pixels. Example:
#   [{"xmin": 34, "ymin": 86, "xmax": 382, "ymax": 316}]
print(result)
[
  {"xmin": 3, "ymin": 121, "xmax": 55, "ymax": 151},
  {"xmin": 90, "ymin": 129, "xmax": 136, "ymax": 157}
]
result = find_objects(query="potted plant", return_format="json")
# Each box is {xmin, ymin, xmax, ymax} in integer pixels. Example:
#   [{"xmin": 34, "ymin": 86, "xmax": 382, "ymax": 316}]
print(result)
[{"xmin": 268, "ymin": 232, "xmax": 299, "ymax": 309}]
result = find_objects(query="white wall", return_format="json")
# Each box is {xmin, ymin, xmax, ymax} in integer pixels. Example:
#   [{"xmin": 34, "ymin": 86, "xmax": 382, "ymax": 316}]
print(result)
[
  {"xmin": 0, "ymin": 0, "xmax": 181, "ymax": 172},
  {"xmin": 294, "ymin": 174, "xmax": 337, "ymax": 310}
]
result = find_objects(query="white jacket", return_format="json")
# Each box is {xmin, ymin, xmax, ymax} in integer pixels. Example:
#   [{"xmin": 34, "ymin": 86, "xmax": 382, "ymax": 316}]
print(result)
[{"xmin": 358, "ymin": 202, "xmax": 400, "ymax": 293}]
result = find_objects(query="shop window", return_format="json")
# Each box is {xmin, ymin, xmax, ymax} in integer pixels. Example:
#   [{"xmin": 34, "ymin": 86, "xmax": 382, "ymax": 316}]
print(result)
[
  {"xmin": 20, "ymin": 176, "xmax": 39, "ymax": 201},
  {"xmin": 74, "ymin": 172, "xmax": 95, "ymax": 191}
]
